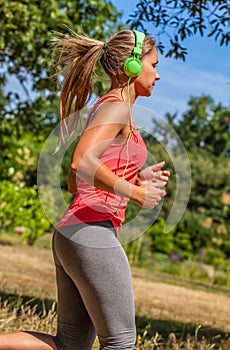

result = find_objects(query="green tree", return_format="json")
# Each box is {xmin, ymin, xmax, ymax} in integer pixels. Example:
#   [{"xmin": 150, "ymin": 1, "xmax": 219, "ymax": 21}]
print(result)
[
  {"xmin": 0, "ymin": 0, "xmax": 122, "ymax": 138},
  {"xmin": 128, "ymin": 0, "xmax": 229, "ymax": 60},
  {"xmin": 1, "ymin": 0, "xmax": 122, "ymax": 184},
  {"xmin": 0, "ymin": 1, "xmax": 123, "ymax": 244},
  {"xmin": 171, "ymin": 96, "xmax": 230, "ymax": 157},
  {"xmin": 165, "ymin": 96, "xmax": 230, "ymax": 256},
  {"xmin": 134, "ymin": 96, "xmax": 229, "ymax": 260}
]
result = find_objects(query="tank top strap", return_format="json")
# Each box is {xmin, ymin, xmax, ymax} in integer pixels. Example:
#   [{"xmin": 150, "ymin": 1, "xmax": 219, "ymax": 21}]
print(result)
[
  {"xmin": 83, "ymin": 94, "xmax": 124, "ymax": 131},
  {"xmin": 95, "ymin": 93, "xmax": 123, "ymax": 104}
]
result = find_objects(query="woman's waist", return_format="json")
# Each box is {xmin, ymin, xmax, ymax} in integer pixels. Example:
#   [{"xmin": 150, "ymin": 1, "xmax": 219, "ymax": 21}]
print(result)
[{"xmin": 72, "ymin": 186, "xmax": 128, "ymax": 212}]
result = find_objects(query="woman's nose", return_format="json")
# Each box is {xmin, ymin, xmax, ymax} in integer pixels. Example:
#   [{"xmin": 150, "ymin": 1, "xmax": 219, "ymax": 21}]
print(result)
[{"xmin": 156, "ymin": 71, "xmax": 160, "ymax": 80}]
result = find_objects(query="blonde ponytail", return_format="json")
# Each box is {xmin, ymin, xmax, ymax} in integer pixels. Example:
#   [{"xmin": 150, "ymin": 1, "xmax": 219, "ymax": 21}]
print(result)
[
  {"xmin": 51, "ymin": 26, "xmax": 156, "ymax": 151},
  {"xmin": 51, "ymin": 26, "xmax": 104, "ymax": 151}
]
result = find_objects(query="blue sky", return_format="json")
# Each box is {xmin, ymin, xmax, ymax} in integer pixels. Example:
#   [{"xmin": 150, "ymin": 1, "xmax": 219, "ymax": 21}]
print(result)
[
  {"xmin": 5, "ymin": 1, "xmax": 229, "ymax": 121},
  {"xmin": 112, "ymin": 0, "xmax": 230, "ymax": 119}
]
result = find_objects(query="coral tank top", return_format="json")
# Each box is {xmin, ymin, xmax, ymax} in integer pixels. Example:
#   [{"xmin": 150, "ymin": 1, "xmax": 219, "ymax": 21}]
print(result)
[{"xmin": 56, "ymin": 94, "xmax": 147, "ymax": 234}]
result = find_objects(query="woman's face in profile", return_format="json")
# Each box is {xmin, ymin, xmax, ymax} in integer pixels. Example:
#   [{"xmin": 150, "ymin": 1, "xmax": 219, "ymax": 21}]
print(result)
[{"xmin": 134, "ymin": 47, "xmax": 160, "ymax": 98}]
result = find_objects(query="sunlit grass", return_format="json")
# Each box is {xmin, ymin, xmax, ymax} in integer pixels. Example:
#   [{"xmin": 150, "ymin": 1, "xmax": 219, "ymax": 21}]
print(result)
[{"xmin": 0, "ymin": 297, "xmax": 229, "ymax": 350}]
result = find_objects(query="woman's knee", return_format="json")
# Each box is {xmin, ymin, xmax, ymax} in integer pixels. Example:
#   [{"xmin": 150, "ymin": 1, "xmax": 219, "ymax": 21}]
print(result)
[
  {"xmin": 54, "ymin": 322, "xmax": 96, "ymax": 350},
  {"xmin": 98, "ymin": 328, "xmax": 136, "ymax": 350}
]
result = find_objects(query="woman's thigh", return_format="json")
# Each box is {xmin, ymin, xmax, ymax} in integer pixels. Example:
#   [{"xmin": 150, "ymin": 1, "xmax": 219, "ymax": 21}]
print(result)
[{"xmin": 53, "ymin": 222, "xmax": 136, "ymax": 349}]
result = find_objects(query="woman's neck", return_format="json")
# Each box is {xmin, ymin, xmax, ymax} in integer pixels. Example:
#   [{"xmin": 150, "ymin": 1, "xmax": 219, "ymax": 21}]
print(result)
[{"xmin": 109, "ymin": 84, "xmax": 137, "ymax": 105}]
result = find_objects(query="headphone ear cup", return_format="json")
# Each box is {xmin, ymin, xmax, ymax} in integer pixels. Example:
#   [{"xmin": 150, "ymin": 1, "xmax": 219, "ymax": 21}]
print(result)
[{"xmin": 123, "ymin": 57, "xmax": 142, "ymax": 78}]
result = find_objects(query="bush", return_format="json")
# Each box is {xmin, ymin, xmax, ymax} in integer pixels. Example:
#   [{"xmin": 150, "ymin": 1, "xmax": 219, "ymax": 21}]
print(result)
[
  {"xmin": 146, "ymin": 217, "xmax": 175, "ymax": 254},
  {"xmin": 203, "ymin": 246, "xmax": 226, "ymax": 269},
  {"xmin": 0, "ymin": 180, "xmax": 51, "ymax": 245}
]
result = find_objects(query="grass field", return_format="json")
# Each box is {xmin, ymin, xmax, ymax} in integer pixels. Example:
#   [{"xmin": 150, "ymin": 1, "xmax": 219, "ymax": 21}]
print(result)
[{"xmin": 0, "ymin": 235, "xmax": 230, "ymax": 349}]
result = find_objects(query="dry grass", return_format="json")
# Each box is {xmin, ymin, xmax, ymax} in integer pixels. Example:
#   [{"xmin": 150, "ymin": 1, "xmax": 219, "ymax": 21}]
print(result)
[
  {"xmin": 133, "ymin": 277, "xmax": 230, "ymax": 332},
  {"xmin": 0, "ymin": 239, "xmax": 230, "ymax": 349},
  {"xmin": 0, "ymin": 299, "xmax": 57, "ymax": 334}
]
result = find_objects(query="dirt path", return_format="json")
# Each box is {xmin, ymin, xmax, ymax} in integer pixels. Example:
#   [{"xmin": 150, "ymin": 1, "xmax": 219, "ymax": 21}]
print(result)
[
  {"xmin": 0, "ymin": 242, "xmax": 230, "ymax": 333},
  {"xmin": 0, "ymin": 242, "xmax": 56, "ymax": 299}
]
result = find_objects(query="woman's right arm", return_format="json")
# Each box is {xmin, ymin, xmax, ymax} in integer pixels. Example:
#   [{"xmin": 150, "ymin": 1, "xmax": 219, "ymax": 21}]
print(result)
[{"xmin": 68, "ymin": 102, "xmax": 166, "ymax": 208}]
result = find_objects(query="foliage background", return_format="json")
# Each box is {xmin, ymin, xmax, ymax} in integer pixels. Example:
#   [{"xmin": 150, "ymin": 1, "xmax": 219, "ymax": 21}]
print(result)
[{"xmin": 0, "ymin": 0, "xmax": 229, "ymax": 285}]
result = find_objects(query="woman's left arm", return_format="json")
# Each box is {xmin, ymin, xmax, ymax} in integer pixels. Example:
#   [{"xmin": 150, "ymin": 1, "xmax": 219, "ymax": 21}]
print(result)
[
  {"xmin": 136, "ymin": 161, "xmax": 170, "ymax": 186},
  {"xmin": 68, "ymin": 168, "xmax": 79, "ymax": 194}
]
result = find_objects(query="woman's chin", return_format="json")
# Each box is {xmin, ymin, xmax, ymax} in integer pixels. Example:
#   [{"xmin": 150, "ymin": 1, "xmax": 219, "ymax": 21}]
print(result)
[
  {"xmin": 143, "ymin": 90, "xmax": 152, "ymax": 97},
  {"xmin": 136, "ymin": 87, "xmax": 153, "ymax": 98}
]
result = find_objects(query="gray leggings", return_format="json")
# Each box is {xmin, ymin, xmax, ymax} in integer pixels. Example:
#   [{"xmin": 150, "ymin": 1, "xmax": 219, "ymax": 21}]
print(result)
[{"xmin": 52, "ymin": 221, "xmax": 136, "ymax": 350}]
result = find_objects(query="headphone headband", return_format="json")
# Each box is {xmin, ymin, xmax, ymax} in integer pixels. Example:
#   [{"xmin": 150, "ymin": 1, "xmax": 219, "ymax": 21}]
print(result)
[
  {"xmin": 123, "ymin": 30, "xmax": 145, "ymax": 78},
  {"xmin": 132, "ymin": 30, "xmax": 145, "ymax": 57}
]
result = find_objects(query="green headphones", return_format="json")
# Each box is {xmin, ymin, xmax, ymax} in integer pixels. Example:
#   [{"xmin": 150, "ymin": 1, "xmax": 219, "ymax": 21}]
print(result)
[{"xmin": 123, "ymin": 30, "xmax": 145, "ymax": 78}]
